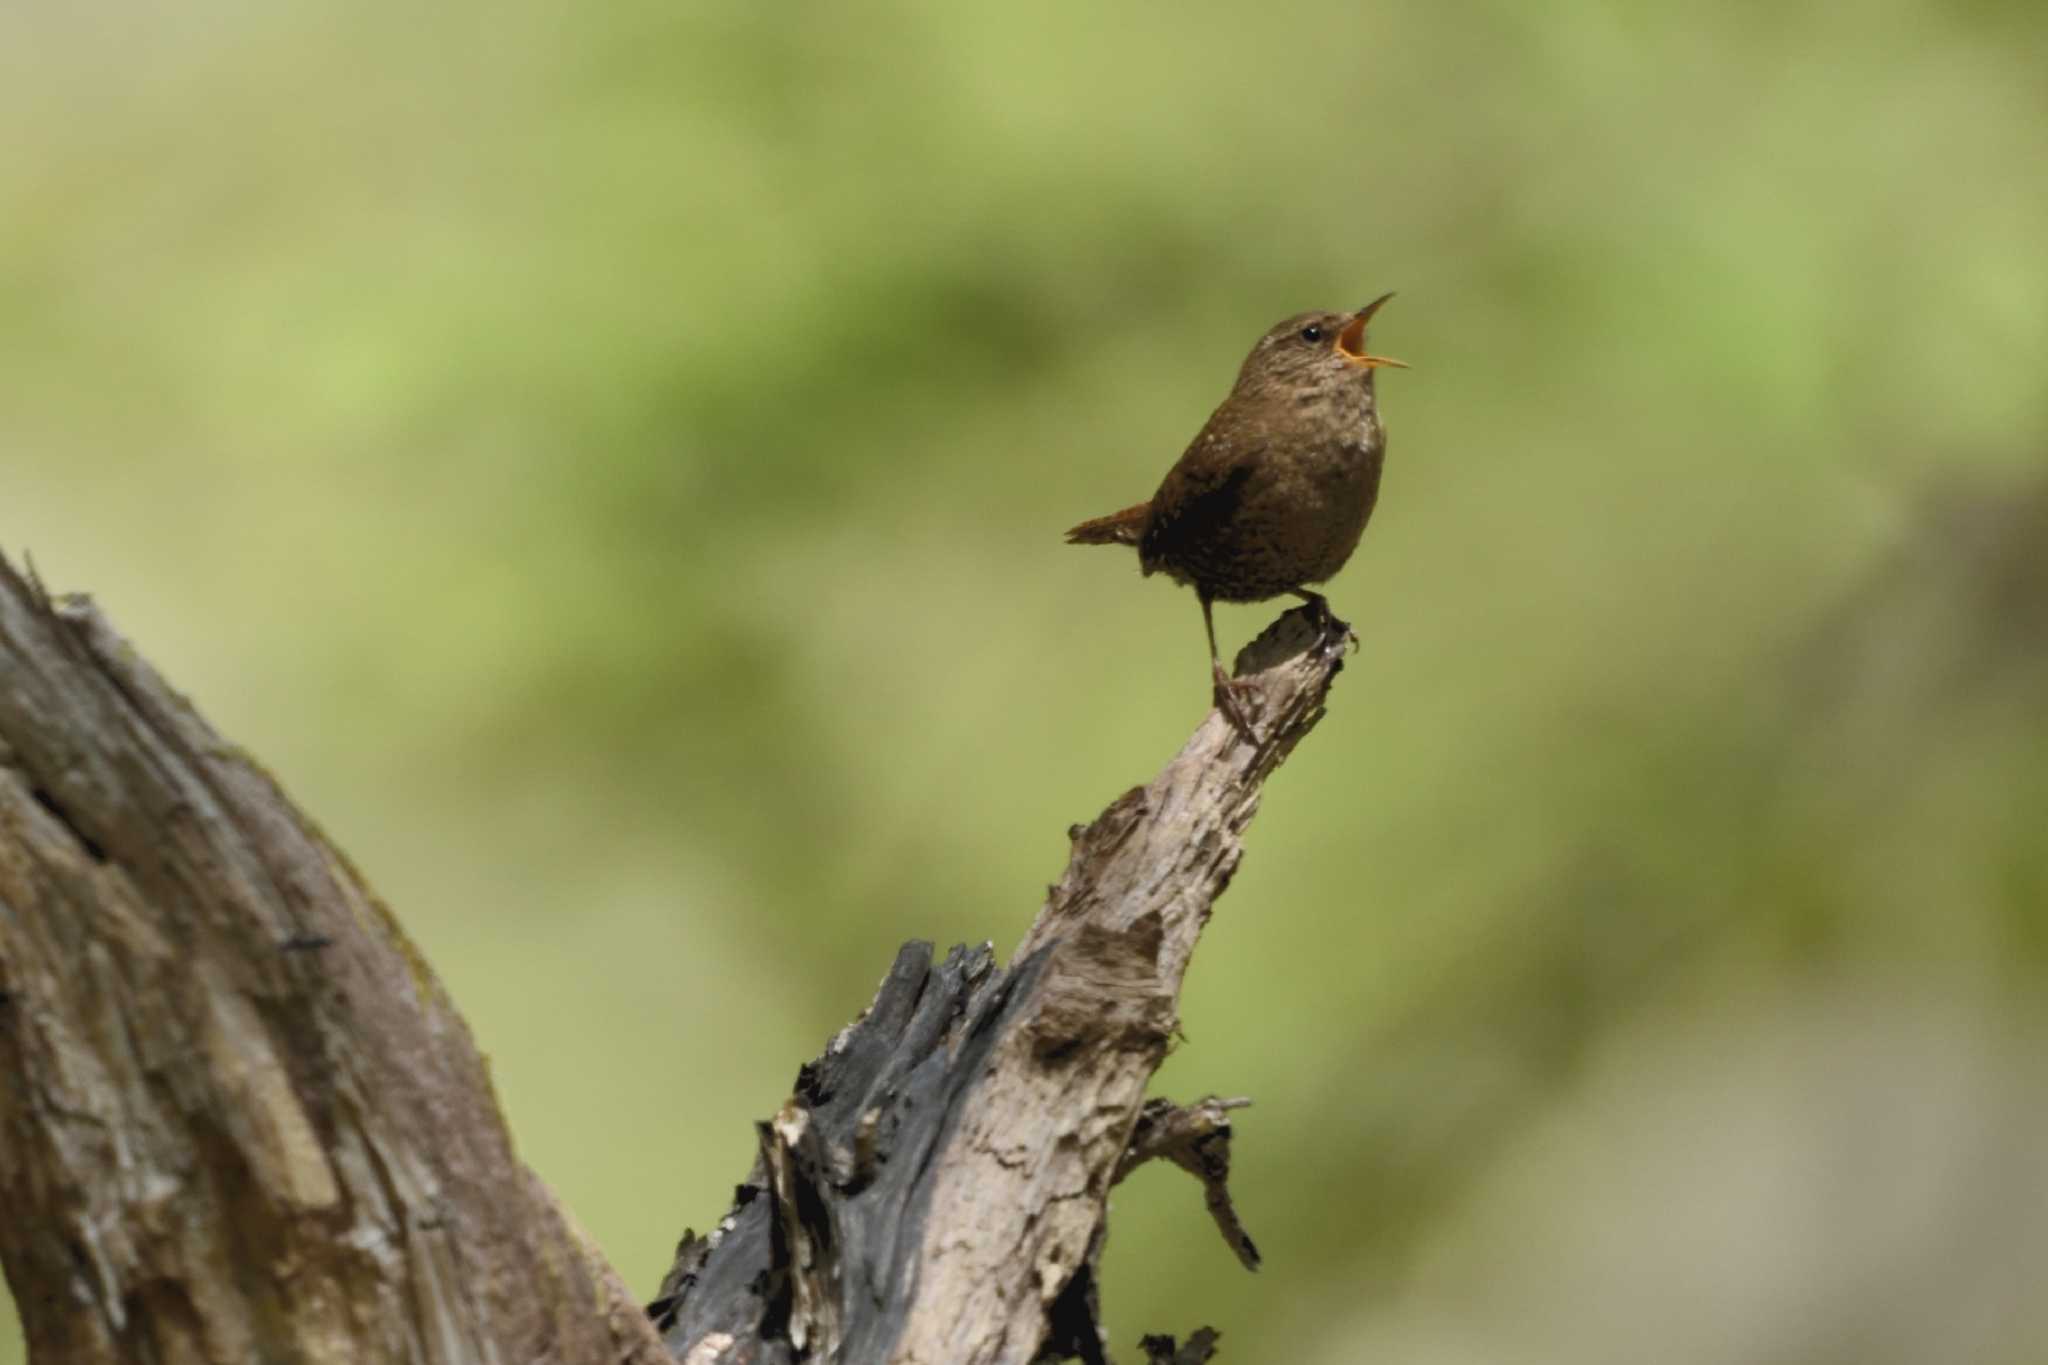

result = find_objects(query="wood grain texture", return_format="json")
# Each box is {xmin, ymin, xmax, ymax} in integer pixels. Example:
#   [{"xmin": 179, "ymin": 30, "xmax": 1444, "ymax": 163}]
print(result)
[
  {"xmin": 0, "ymin": 544, "xmax": 1352, "ymax": 1365},
  {"xmin": 653, "ymin": 605, "xmax": 1355, "ymax": 1365},
  {"xmin": 0, "ymin": 558, "xmax": 667, "ymax": 1365}
]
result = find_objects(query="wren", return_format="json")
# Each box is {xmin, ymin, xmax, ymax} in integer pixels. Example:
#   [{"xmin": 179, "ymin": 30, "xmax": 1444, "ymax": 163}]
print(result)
[{"xmin": 1066, "ymin": 294, "xmax": 1405, "ymax": 726}]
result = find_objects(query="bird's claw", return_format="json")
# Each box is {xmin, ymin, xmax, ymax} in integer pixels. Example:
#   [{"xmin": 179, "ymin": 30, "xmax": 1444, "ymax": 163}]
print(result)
[
  {"xmin": 1320, "ymin": 617, "xmax": 1359, "ymax": 661},
  {"xmin": 1296, "ymin": 594, "xmax": 1357, "ymax": 661}
]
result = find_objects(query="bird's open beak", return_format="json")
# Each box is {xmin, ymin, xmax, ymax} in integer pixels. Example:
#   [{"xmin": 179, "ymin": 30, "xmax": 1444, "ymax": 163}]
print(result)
[{"xmin": 1336, "ymin": 292, "xmax": 1407, "ymax": 370}]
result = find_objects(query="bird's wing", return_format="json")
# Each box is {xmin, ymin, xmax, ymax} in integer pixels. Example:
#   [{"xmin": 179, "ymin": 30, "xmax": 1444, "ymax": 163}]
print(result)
[{"xmin": 1138, "ymin": 445, "xmax": 1258, "ymax": 578}]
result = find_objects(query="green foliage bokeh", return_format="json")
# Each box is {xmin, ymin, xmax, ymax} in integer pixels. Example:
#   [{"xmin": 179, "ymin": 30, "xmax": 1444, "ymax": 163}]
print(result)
[{"xmin": 5, "ymin": 1, "xmax": 2046, "ymax": 1359}]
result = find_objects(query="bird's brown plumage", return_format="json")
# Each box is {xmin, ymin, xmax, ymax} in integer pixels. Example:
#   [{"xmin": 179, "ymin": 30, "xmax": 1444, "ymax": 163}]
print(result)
[
  {"xmin": 1063, "ymin": 501, "xmax": 1149, "ymax": 547},
  {"xmin": 1065, "ymin": 297, "xmax": 1403, "ymax": 720}
]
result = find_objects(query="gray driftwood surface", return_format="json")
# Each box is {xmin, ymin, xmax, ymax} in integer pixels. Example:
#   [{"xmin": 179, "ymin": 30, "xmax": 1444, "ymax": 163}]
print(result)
[{"xmin": 0, "ymin": 552, "xmax": 1351, "ymax": 1365}]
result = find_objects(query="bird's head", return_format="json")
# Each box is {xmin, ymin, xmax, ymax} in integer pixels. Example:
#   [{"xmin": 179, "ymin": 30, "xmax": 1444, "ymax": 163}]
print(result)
[{"xmin": 1235, "ymin": 294, "xmax": 1406, "ymax": 401}]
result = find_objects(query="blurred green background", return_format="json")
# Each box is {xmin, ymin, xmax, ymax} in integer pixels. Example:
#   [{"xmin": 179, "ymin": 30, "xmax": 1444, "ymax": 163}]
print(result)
[{"xmin": 5, "ymin": 1, "xmax": 2047, "ymax": 1360}]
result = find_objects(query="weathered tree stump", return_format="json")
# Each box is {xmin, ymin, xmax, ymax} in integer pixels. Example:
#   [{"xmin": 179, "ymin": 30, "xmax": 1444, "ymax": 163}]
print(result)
[{"xmin": 0, "ymin": 553, "xmax": 1350, "ymax": 1364}]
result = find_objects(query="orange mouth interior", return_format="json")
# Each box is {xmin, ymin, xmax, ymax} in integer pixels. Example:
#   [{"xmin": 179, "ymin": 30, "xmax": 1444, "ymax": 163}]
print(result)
[
  {"xmin": 1337, "ymin": 297, "xmax": 1407, "ymax": 370},
  {"xmin": 1336, "ymin": 314, "xmax": 1371, "ymax": 359}
]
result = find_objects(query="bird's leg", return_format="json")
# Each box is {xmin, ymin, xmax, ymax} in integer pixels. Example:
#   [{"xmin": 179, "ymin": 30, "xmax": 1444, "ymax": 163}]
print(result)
[
  {"xmin": 1288, "ymin": 588, "xmax": 1358, "ymax": 655},
  {"xmin": 1286, "ymin": 587, "xmax": 1337, "ymax": 626},
  {"xmin": 1203, "ymin": 593, "xmax": 1257, "ymax": 737}
]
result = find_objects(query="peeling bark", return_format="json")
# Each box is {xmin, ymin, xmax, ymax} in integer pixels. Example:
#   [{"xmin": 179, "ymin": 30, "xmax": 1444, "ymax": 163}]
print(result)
[
  {"xmin": 1115, "ymin": 1096, "xmax": 1259, "ymax": 1272},
  {"xmin": 0, "ymin": 559, "xmax": 667, "ymax": 1365},
  {"xmin": 1137, "ymin": 1328, "xmax": 1220, "ymax": 1365},
  {"xmin": 653, "ymin": 609, "xmax": 1353, "ymax": 1364},
  {"xmin": 0, "ymin": 545, "xmax": 1350, "ymax": 1364}
]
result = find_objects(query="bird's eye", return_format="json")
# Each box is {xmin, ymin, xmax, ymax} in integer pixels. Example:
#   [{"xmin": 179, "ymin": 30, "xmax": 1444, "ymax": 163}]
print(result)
[{"xmin": 1299, "ymin": 324, "xmax": 1323, "ymax": 344}]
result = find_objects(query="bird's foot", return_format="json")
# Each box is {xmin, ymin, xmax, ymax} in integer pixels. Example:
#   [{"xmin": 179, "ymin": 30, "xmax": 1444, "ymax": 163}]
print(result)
[
  {"xmin": 1292, "ymin": 591, "xmax": 1358, "ymax": 659},
  {"xmin": 1320, "ymin": 615, "xmax": 1360, "ymax": 661},
  {"xmin": 1292, "ymin": 589, "xmax": 1345, "ymax": 628},
  {"xmin": 1211, "ymin": 662, "xmax": 1260, "ymax": 740}
]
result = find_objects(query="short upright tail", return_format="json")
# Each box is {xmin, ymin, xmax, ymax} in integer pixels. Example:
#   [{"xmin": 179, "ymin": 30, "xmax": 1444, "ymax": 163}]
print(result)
[{"xmin": 1064, "ymin": 501, "xmax": 1150, "ymax": 547}]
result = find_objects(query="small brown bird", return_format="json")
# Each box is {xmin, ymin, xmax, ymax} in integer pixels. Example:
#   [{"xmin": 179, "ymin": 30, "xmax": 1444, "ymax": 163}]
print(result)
[{"xmin": 1066, "ymin": 294, "xmax": 1406, "ymax": 725}]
